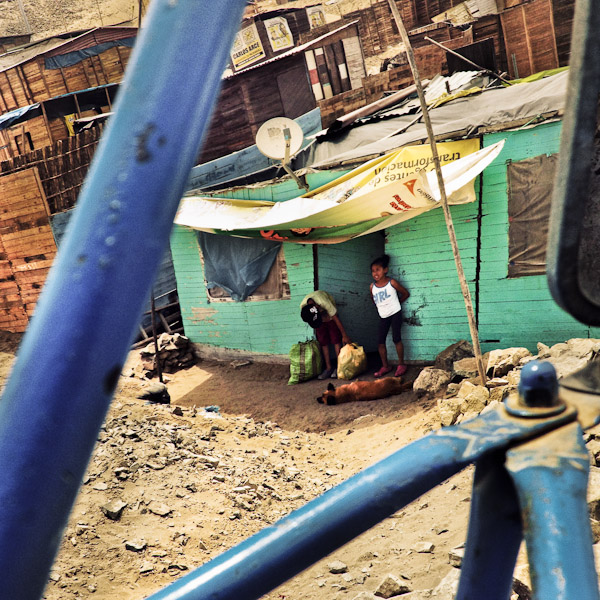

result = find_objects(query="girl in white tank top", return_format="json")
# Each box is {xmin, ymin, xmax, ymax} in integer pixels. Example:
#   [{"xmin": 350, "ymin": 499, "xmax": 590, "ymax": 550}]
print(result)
[{"xmin": 370, "ymin": 255, "xmax": 410, "ymax": 378}]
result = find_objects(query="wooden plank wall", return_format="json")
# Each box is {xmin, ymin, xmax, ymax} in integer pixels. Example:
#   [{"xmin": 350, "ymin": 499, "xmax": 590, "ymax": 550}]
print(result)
[
  {"xmin": 304, "ymin": 2, "xmax": 404, "ymax": 58},
  {"xmin": 500, "ymin": 0, "xmax": 559, "ymax": 78},
  {"xmin": 479, "ymin": 123, "xmax": 598, "ymax": 349},
  {"xmin": 552, "ymin": 0, "xmax": 576, "ymax": 66},
  {"xmin": 0, "ymin": 45, "xmax": 132, "ymax": 113},
  {"xmin": 0, "ymin": 127, "xmax": 101, "ymax": 214},
  {"xmin": 198, "ymin": 55, "xmax": 314, "ymax": 164},
  {"xmin": 0, "ymin": 168, "xmax": 57, "ymax": 332},
  {"xmin": 252, "ymin": 9, "xmax": 311, "ymax": 61},
  {"xmin": 170, "ymin": 225, "xmax": 317, "ymax": 357}
]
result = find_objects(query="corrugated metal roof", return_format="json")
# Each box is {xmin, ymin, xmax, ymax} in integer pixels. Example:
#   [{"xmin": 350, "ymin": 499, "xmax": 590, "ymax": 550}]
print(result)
[{"xmin": 342, "ymin": 71, "xmax": 490, "ymax": 126}]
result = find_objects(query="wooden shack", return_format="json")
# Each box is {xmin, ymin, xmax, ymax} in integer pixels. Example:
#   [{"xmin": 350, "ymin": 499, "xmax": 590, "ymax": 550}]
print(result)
[
  {"xmin": 198, "ymin": 20, "xmax": 367, "ymax": 163},
  {"xmin": 0, "ymin": 27, "xmax": 134, "ymax": 110}
]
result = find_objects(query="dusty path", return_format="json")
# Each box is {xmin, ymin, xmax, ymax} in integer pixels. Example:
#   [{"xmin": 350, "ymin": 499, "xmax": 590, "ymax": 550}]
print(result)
[{"xmin": 0, "ymin": 337, "xmax": 476, "ymax": 600}]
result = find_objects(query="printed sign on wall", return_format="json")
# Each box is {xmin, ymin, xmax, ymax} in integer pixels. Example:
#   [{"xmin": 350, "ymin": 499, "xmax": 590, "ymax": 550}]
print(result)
[
  {"xmin": 264, "ymin": 17, "xmax": 294, "ymax": 52},
  {"xmin": 231, "ymin": 23, "xmax": 266, "ymax": 70},
  {"xmin": 307, "ymin": 6, "xmax": 326, "ymax": 29}
]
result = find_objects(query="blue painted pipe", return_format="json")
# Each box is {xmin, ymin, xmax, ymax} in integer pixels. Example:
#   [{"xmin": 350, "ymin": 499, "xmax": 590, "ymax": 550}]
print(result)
[
  {"xmin": 456, "ymin": 453, "xmax": 523, "ymax": 600},
  {"xmin": 507, "ymin": 422, "xmax": 600, "ymax": 600},
  {"xmin": 0, "ymin": 1, "xmax": 245, "ymax": 598}
]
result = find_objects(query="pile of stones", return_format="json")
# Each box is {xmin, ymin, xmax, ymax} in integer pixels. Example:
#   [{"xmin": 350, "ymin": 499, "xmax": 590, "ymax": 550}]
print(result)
[{"xmin": 124, "ymin": 333, "xmax": 197, "ymax": 379}]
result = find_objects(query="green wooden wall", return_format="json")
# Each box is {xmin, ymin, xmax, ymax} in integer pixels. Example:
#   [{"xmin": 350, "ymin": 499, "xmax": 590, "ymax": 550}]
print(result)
[
  {"xmin": 172, "ymin": 119, "xmax": 600, "ymax": 361},
  {"xmin": 480, "ymin": 123, "xmax": 600, "ymax": 349},
  {"xmin": 170, "ymin": 225, "xmax": 384, "ymax": 357},
  {"xmin": 385, "ymin": 201, "xmax": 479, "ymax": 361},
  {"xmin": 170, "ymin": 226, "xmax": 316, "ymax": 355},
  {"xmin": 384, "ymin": 120, "xmax": 599, "ymax": 363},
  {"xmin": 317, "ymin": 233, "xmax": 384, "ymax": 352}
]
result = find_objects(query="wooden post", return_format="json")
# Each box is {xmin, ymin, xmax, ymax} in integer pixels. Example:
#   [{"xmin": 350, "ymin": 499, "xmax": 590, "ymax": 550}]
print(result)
[
  {"xmin": 387, "ymin": 0, "xmax": 487, "ymax": 384},
  {"xmin": 150, "ymin": 290, "xmax": 163, "ymax": 383}
]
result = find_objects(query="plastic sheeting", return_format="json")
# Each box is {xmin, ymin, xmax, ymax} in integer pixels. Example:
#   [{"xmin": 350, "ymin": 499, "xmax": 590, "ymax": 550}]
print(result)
[
  {"xmin": 0, "ymin": 103, "xmax": 41, "ymax": 131},
  {"xmin": 198, "ymin": 232, "xmax": 281, "ymax": 300},
  {"xmin": 176, "ymin": 140, "xmax": 504, "ymax": 244},
  {"xmin": 507, "ymin": 153, "xmax": 558, "ymax": 277},
  {"xmin": 44, "ymin": 38, "xmax": 136, "ymax": 69},
  {"xmin": 295, "ymin": 70, "xmax": 567, "ymax": 169}
]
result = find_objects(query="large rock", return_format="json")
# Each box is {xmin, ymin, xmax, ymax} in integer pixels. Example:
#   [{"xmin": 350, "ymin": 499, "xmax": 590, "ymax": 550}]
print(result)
[
  {"xmin": 430, "ymin": 569, "xmax": 460, "ymax": 599},
  {"xmin": 542, "ymin": 338, "xmax": 600, "ymax": 378},
  {"xmin": 435, "ymin": 340, "xmax": 474, "ymax": 372},
  {"xmin": 588, "ymin": 466, "xmax": 600, "ymax": 520},
  {"xmin": 413, "ymin": 368, "xmax": 451, "ymax": 397},
  {"xmin": 437, "ymin": 396, "xmax": 462, "ymax": 427},
  {"xmin": 374, "ymin": 574, "xmax": 412, "ymax": 598},
  {"xmin": 457, "ymin": 381, "xmax": 489, "ymax": 413},
  {"xmin": 452, "ymin": 357, "xmax": 479, "ymax": 380},
  {"xmin": 486, "ymin": 348, "xmax": 532, "ymax": 378}
]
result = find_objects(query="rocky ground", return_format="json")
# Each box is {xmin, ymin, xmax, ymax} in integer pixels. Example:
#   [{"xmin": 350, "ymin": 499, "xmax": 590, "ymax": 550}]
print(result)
[{"xmin": 3, "ymin": 331, "xmax": 600, "ymax": 600}]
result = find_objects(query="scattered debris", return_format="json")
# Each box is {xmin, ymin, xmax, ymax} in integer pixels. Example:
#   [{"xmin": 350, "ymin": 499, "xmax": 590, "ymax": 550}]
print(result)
[{"xmin": 100, "ymin": 499, "xmax": 127, "ymax": 521}]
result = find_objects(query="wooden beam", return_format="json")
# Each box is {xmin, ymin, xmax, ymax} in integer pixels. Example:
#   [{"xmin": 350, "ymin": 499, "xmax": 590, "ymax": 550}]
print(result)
[
  {"xmin": 58, "ymin": 67, "xmax": 70, "ymax": 93},
  {"xmin": 16, "ymin": 65, "xmax": 34, "ymax": 104},
  {"xmin": 387, "ymin": 0, "xmax": 487, "ymax": 385},
  {"xmin": 39, "ymin": 102, "xmax": 53, "ymax": 145},
  {"xmin": 87, "ymin": 57, "xmax": 101, "ymax": 86},
  {"xmin": 95, "ymin": 54, "xmax": 109, "ymax": 84},
  {"xmin": 522, "ymin": 6, "xmax": 534, "ymax": 77},
  {"xmin": 37, "ymin": 60, "xmax": 52, "ymax": 98},
  {"xmin": 2, "ymin": 72, "xmax": 20, "ymax": 110}
]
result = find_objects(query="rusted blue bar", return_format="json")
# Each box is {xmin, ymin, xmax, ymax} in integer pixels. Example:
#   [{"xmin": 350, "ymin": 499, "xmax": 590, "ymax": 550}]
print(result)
[
  {"xmin": 0, "ymin": 1, "xmax": 245, "ymax": 598},
  {"xmin": 507, "ymin": 422, "xmax": 599, "ymax": 600}
]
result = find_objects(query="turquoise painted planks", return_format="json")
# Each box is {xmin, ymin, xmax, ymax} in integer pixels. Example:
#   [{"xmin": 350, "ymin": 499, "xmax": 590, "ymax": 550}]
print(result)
[
  {"xmin": 385, "ymin": 187, "xmax": 479, "ymax": 361},
  {"xmin": 317, "ymin": 233, "xmax": 384, "ymax": 352},
  {"xmin": 479, "ymin": 121, "xmax": 596, "ymax": 352},
  {"xmin": 170, "ymin": 224, "xmax": 387, "ymax": 357}
]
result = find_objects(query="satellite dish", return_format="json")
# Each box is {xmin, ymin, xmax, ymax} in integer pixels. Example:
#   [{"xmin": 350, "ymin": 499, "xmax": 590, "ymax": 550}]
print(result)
[{"xmin": 256, "ymin": 117, "xmax": 304, "ymax": 161}]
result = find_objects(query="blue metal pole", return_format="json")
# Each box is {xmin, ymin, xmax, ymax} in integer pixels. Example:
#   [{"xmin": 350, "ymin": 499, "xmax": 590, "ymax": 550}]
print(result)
[
  {"xmin": 0, "ymin": 2, "xmax": 245, "ymax": 598},
  {"xmin": 456, "ymin": 453, "xmax": 523, "ymax": 600},
  {"xmin": 506, "ymin": 422, "xmax": 600, "ymax": 600},
  {"xmin": 145, "ymin": 407, "xmax": 575, "ymax": 600}
]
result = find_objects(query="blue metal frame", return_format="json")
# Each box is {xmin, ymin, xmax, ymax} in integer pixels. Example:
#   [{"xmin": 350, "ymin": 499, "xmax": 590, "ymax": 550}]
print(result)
[
  {"xmin": 0, "ymin": 2, "xmax": 246, "ymax": 598},
  {"xmin": 0, "ymin": 1, "xmax": 599, "ymax": 600}
]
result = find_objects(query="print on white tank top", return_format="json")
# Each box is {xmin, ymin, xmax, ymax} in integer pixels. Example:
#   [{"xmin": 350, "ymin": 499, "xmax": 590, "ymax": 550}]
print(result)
[{"xmin": 372, "ymin": 280, "xmax": 401, "ymax": 318}]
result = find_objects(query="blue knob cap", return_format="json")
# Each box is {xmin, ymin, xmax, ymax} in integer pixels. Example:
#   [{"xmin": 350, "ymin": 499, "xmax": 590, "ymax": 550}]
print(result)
[{"xmin": 518, "ymin": 360, "xmax": 559, "ymax": 407}]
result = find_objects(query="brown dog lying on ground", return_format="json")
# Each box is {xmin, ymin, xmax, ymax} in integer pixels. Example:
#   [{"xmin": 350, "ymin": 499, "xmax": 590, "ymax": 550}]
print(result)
[{"xmin": 317, "ymin": 377, "xmax": 413, "ymax": 405}]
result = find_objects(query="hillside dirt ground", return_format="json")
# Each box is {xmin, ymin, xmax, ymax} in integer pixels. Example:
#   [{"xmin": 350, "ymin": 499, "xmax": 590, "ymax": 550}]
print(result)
[{"xmin": 0, "ymin": 331, "xmax": 486, "ymax": 600}]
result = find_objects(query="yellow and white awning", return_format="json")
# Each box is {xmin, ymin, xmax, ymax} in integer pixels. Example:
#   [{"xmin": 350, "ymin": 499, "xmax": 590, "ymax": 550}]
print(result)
[{"xmin": 175, "ymin": 139, "xmax": 504, "ymax": 243}]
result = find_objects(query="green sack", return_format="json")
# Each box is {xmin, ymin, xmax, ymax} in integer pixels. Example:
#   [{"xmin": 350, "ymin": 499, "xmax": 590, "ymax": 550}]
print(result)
[
  {"xmin": 288, "ymin": 339, "xmax": 323, "ymax": 385},
  {"xmin": 337, "ymin": 343, "xmax": 367, "ymax": 380}
]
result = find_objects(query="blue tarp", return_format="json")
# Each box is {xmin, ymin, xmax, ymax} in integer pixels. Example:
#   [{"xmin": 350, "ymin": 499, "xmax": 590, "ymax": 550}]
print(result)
[
  {"xmin": 187, "ymin": 108, "xmax": 322, "ymax": 191},
  {"xmin": 44, "ymin": 37, "xmax": 136, "ymax": 70},
  {"xmin": 0, "ymin": 103, "xmax": 40, "ymax": 131},
  {"xmin": 197, "ymin": 232, "xmax": 281, "ymax": 301}
]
